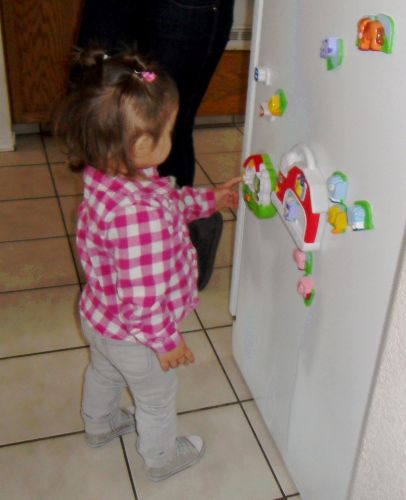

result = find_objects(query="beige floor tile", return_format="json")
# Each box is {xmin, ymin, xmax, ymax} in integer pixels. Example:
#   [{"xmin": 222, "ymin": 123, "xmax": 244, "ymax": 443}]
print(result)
[
  {"xmin": 206, "ymin": 326, "xmax": 252, "ymax": 401},
  {"xmin": 0, "ymin": 434, "xmax": 134, "ymax": 500},
  {"xmin": 0, "ymin": 349, "xmax": 88, "ymax": 445},
  {"xmin": 194, "ymin": 127, "xmax": 243, "ymax": 154},
  {"xmin": 194, "ymin": 164, "xmax": 212, "ymax": 186},
  {"xmin": 177, "ymin": 330, "xmax": 236, "ymax": 412},
  {"xmin": 243, "ymin": 401, "xmax": 299, "ymax": 497},
  {"xmin": 0, "ymin": 285, "xmax": 83, "ymax": 358},
  {"xmin": 196, "ymin": 267, "xmax": 233, "ymax": 328},
  {"xmin": 43, "ymin": 135, "xmax": 67, "ymax": 163},
  {"xmin": 69, "ymin": 235, "xmax": 86, "ymax": 283},
  {"xmin": 0, "ymin": 238, "xmax": 78, "ymax": 292},
  {"xmin": 0, "ymin": 165, "xmax": 55, "ymax": 201},
  {"xmin": 220, "ymin": 207, "xmax": 236, "ymax": 221},
  {"xmin": 179, "ymin": 311, "xmax": 201, "ymax": 332},
  {"xmin": 123, "ymin": 405, "xmax": 282, "ymax": 500},
  {"xmin": 214, "ymin": 220, "xmax": 235, "ymax": 268},
  {"xmin": 60, "ymin": 195, "xmax": 82, "ymax": 235},
  {"xmin": 0, "ymin": 135, "xmax": 46, "ymax": 166},
  {"xmin": 196, "ymin": 151, "xmax": 242, "ymax": 184},
  {"xmin": 0, "ymin": 198, "xmax": 65, "ymax": 242},
  {"xmin": 51, "ymin": 163, "xmax": 84, "ymax": 196}
]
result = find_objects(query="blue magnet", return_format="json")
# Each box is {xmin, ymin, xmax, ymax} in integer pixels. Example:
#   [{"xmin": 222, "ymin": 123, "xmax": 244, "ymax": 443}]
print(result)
[{"xmin": 327, "ymin": 171, "xmax": 348, "ymax": 203}]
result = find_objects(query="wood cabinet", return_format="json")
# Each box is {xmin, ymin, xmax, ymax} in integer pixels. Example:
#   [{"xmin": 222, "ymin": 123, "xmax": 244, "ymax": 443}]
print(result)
[
  {"xmin": 0, "ymin": 0, "xmax": 83, "ymax": 123},
  {"xmin": 0, "ymin": 0, "xmax": 248, "ymax": 123},
  {"xmin": 198, "ymin": 50, "xmax": 249, "ymax": 117}
]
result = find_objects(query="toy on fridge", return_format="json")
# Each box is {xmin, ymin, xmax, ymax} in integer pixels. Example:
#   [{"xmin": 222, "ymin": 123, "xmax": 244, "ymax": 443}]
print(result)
[
  {"xmin": 327, "ymin": 171, "xmax": 348, "ymax": 203},
  {"xmin": 254, "ymin": 65, "xmax": 272, "ymax": 85},
  {"xmin": 356, "ymin": 14, "xmax": 395, "ymax": 53},
  {"xmin": 297, "ymin": 276, "xmax": 316, "ymax": 307},
  {"xmin": 328, "ymin": 204, "xmax": 348, "ymax": 234},
  {"xmin": 271, "ymin": 144, "xmax": 329, "ymax": 250},
  {"xmin": 269, "ymin": 89, "xmax": 288, "ymax": 117},
  {"xmin": 293, "ymin": 249, "xmax": 314, "ymax": 275},
  {"xmin": 242, "ymin": 153, "xmax": 278, "ymax": 218},
  {"xmin": 259, "ymin": 89, "xmax": 288, "ymax": 120},
  {"xmin": 348, "ymin": 201, "xmax": 374, "ymax": 230},
  {"xmin": 320, "ymin": 37, "xmax": 344, "ymax": 70}
]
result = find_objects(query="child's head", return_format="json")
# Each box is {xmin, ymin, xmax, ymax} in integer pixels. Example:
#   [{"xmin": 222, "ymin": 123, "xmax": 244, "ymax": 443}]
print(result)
[{"xmin": 55, "ymin": 47, "xmax": 179, "ymax": 176}]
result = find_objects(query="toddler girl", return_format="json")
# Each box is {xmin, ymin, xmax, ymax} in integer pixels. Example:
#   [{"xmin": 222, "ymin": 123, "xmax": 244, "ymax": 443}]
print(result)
[{"xmin": 55, "ymin": 48, "xmax": 240, "ymax": 481}]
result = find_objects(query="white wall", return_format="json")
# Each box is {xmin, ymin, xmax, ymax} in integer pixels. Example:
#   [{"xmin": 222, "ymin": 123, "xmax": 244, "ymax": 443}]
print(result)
[
  {"xmin": 350, "ymin": 230, "xmax": 406, "ymax": 500},
  {"xmin": 0, "ymin": 10, "xmax": 15, "ymax": 151}
]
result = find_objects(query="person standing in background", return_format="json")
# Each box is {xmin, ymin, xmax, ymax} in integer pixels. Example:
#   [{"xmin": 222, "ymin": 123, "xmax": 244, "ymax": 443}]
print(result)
[{"xmin": 76, "ymin": 0, "xmax": 235, "ymax": 290}]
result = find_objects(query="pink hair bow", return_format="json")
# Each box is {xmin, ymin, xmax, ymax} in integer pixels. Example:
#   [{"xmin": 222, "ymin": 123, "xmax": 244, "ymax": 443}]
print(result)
[{"xmin": 141, "ymin": 71, "xmax": 157, "ymax": 82}]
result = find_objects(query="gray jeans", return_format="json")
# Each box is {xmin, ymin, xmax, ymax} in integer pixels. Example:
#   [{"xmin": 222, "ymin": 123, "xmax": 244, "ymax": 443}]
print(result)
[{"xmin": 81, "ymin": 317, "xmax": 177, "ymax": 467}]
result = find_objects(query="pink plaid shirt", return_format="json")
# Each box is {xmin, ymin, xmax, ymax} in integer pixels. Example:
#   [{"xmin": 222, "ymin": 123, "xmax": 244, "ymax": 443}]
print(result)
[{"xmin": 77, "ymin": 166, "xmax": 216, "ymax": 353}]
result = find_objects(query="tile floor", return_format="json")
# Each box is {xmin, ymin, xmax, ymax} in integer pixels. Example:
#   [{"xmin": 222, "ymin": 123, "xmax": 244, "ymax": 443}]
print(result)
[{"xmin": 0, "ymin": 126, "xmax": 300, "ymax": 500}]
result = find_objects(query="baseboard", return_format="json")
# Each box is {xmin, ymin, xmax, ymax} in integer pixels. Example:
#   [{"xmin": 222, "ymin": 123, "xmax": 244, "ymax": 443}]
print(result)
[{"xmin": 0, "ymin": 131, "xmax": 15, "ymax": 151}]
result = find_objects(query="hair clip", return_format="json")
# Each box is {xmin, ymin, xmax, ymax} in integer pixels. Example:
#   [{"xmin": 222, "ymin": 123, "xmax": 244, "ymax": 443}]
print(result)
[
  {"xmin": 134, "ymin": 69, "xmax": 157, "ymax": 83},
  {"xmin": 142, "ymin": 71, "xmax": 157, "ymax": 82}
]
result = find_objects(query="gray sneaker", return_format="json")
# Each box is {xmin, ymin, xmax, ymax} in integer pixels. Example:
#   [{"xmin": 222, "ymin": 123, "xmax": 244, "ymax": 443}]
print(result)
[
  {"xmin": 85, "ymin": 407, "xmax": 136, "ymax": 448},
  {"xmin": 145, "ymin": 435, "xmax": 205, "ymax": 482}
]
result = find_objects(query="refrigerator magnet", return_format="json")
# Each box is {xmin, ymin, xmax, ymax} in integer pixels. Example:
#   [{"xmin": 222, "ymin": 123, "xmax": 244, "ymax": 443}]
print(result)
[
  {"xmin": 356, "ymin": 14, "xmax": 395, "ymax": 53},
  {"xmin": 320, "ymin": 37, "xmax": 344, "ymax": 70},
  {"xmin": 242, "ymin": 153, "xmax": 278, "ymax": 218},
  {"xmin": 271, "ymin": 144, "xmax": 329, "ymax": 251}
]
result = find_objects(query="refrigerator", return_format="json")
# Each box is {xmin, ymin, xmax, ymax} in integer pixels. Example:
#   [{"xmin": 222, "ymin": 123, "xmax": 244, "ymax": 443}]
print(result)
[{"xmin": 230, "ymin": 1, "xmax": 406, "ymax": 499}]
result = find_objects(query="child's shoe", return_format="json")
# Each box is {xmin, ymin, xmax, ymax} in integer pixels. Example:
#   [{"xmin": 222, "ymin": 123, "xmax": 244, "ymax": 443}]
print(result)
[
  {"xmin": 145, "ymin": 435, "xmax": 205, "ymax": 481},
  {"xmin": 85, "ymin": 407, "xmax": 136, "ymax": 447}
]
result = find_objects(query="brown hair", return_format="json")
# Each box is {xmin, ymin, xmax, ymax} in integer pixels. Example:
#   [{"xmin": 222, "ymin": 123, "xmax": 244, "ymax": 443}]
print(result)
[{"xmin": 54, "ymin": 47, "xmax": 179, "ymax": 176}]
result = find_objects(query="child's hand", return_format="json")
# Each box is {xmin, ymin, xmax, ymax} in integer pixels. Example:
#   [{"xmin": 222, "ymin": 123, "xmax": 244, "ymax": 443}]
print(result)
[
  {"xmin": 157, "ymin": 339, "xmax": 195, "ymax": 372},
  {"xmin": 213, "ymin": 177, "xmax": 242, "ymax": 211}
]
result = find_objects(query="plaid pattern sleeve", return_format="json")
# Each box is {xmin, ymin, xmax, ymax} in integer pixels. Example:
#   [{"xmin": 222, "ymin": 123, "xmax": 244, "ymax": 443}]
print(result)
[
  {"xmin": 107, "ymin": 204, "xmax": 183, "ymax": 353},
  {"xmin": 176, "ymin": 186, "xmax": 216, "ymax": 223}
]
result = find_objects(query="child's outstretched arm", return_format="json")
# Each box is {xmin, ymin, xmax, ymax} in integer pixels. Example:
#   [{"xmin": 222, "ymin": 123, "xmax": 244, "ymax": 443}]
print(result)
[
  {"xmin": 213, "ymin": 177, "xmax": 242, "ymax": 211},
  {"xmin": 176, "ymin": 177, "xmax": 241, "ymax": 223}
]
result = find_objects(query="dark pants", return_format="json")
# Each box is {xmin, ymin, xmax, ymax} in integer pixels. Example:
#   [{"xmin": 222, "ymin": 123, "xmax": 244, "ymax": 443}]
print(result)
[{"xmin": 77, "ymin": 0, "xmax": 234, "ymax": 187}]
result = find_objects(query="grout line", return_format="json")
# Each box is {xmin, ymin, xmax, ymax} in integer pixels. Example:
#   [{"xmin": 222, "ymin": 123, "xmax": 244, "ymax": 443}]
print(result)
[
  {"xmin": 0, "ymin": 430, "xmax": 85, "ymax": 449},
  {"xmin": 0, "ymin": 282, "xmax": 80, "ymax": 296},
  {"xmin": 119, "ymin": 437, "xmax": 139, "ymax": 500},
  {"xmin": 0, "ymin": 402, "xmax": 242, "ymax": 449},
  {"xmin": 0, "ymin": 162, "xmax": 50, "ymax": 169},
  {"xmin": 195, "ymin": 311, "xmax": 287, "ymax": 498},
  {"xmin": 194, "ymin": 122, "xmax": 236, "ymax": 130},
  {"xmin": 0, "ymin": 234, "xmax": 68, "ymax": 245},
  {"xmin": 41, "ymin": 134, "xmax": 84, "ymax": 291},
  {"xmin": 238, "ymin": 402, "xmax": 289, "ymax": 499},
  {"xmin": 177, "ymin": 401, "xmax": 240, "ymax": 416},
  {"xmin": 0, "ymin": 282, "xmax": 79, "ymax": 296},
  {"xmin": 0, "ymin": 344, "xmax": 88, "ymax": 362},
  {"xmin": 197, "ymin": 323, "xmax": 233, "ymax": 332},
  {"xmin": 0, "ymin": 234, "xmax": 68, "ymax": 243},
  {"xmin": 0, "ymin": 194, "xmax": 59, "ymax": 203},
  {"xmin": 272, "ymin": 496, "xmax": 300, "ymax": 500},
  {"xmin": 0, "ymin": 326, "xmax": 234, "ymax": 363},
  {"xmin": 195, "ymin": 157, "xmax": 215, "ymax": 186}
]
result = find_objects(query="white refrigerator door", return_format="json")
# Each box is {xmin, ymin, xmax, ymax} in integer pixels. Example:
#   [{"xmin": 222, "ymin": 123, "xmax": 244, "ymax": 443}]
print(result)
[{"xmin": 232, "ymin": 1, "xmax": 406, "ymax": 499}]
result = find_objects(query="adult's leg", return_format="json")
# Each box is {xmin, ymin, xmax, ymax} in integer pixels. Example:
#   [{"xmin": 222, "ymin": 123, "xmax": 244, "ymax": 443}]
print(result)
[
  {"xmin": 76, "ymin": 0, "xmax": 140, "ymax": 53},
  {"xmin": 139, "ymin": 0, "xmax": 235, "ymax": 187}
]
